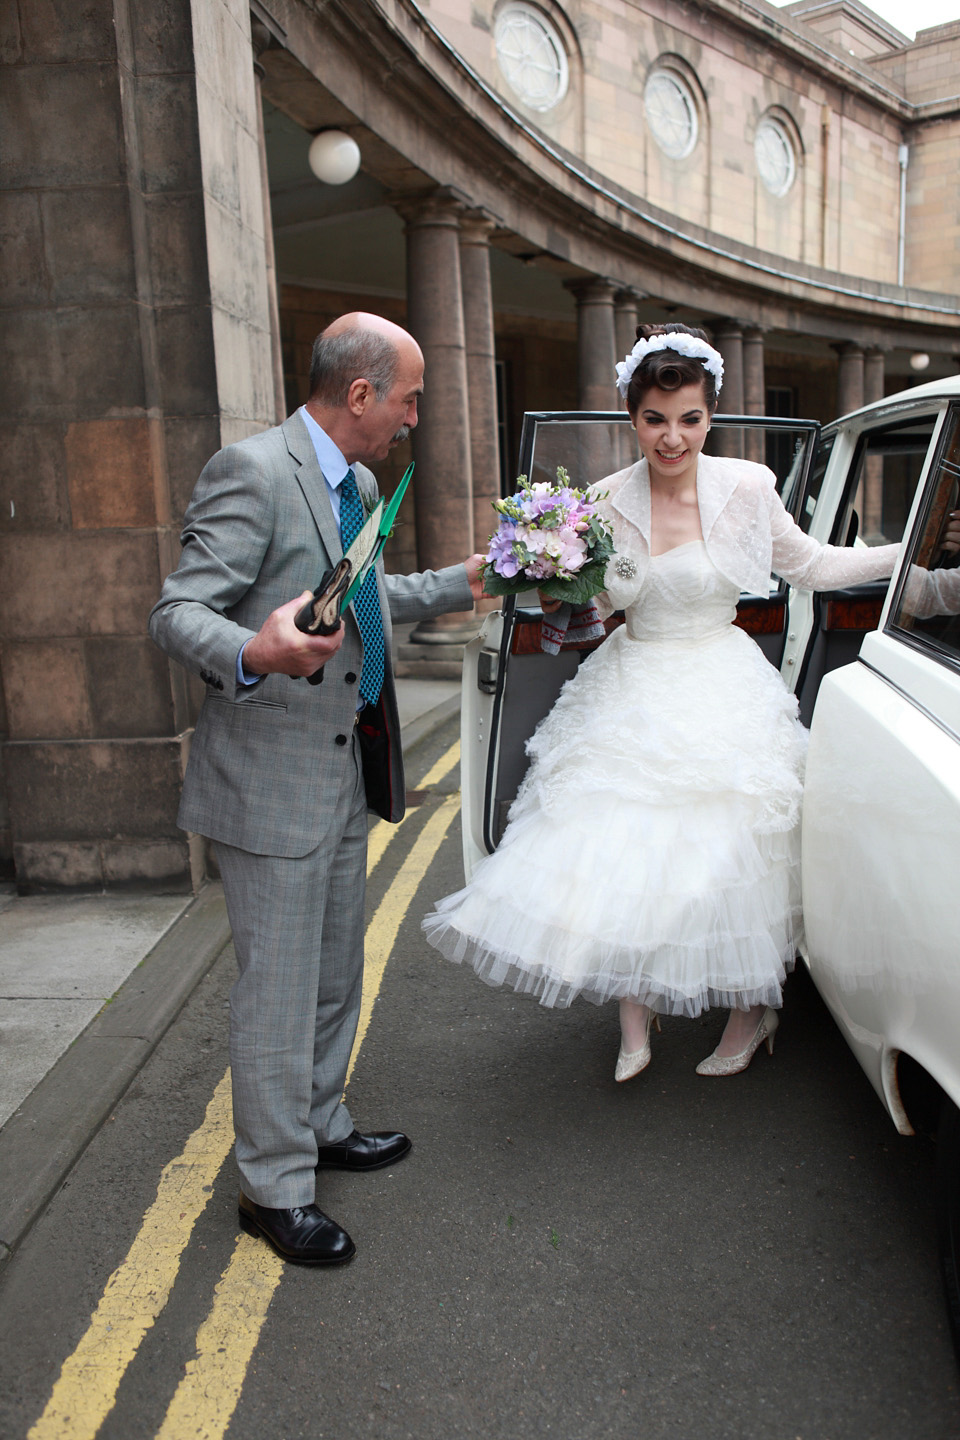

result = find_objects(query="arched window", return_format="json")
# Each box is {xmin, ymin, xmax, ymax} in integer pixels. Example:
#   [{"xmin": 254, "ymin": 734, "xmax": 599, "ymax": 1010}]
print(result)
[
  {"xmin": 494, "ymin": 3, "xmax": 569, "ymax": 113},
  {"xmin": 755, "ymin": 114, "xmax": 798, "ymax": 197},
  {"xmin": 644, "ymin": 67, "xmax": 699, "ymax": 160}
]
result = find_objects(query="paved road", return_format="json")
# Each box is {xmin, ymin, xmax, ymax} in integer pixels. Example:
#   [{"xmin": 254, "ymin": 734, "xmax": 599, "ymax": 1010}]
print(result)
[{"xmin": 1, "ymin": 716, "xmax": 957, "ymax": 1440}]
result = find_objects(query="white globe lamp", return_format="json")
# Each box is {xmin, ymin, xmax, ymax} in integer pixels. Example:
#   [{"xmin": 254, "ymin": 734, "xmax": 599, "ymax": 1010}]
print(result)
[
  {"xmin": 909, "ymin": 352, "xmax": 931, "ymax": 372},
  {"xmin": 308, "ymin": 131, "xmax": 361, "ymax": 185}
]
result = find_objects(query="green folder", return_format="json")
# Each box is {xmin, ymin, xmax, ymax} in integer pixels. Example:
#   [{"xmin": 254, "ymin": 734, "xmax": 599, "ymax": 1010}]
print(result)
[{"xmin": 341, "ymin": 462, "xmax": 414, "ymax": 608}]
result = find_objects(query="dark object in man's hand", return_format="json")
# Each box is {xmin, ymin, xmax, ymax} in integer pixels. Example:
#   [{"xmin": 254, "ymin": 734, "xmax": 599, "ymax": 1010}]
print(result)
[{"xmin": 293, "ymin": 558, "xmax": 351, "ymax": 684}]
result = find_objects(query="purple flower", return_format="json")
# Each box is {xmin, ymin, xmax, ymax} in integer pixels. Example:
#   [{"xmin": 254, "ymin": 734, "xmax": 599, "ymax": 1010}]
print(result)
[
  {"xmin": 481, "ymin": 465, "xmax": 613, "ymax": 595},
  {"xmin": 486, "ymin": 521, "xmax": 527, "ymax": 578}
]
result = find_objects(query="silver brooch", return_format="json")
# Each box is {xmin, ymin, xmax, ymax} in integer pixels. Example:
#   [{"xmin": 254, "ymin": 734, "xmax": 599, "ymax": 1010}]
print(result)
[{"xmin": 614, "ymin": 556, "xmax": 637, "ymax": 579}]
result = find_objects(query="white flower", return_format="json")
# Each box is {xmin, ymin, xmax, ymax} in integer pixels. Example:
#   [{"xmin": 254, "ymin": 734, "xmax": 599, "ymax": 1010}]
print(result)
[{"xmin": 615, "ymin": 332, "xmax": 724, "ymax": 400}]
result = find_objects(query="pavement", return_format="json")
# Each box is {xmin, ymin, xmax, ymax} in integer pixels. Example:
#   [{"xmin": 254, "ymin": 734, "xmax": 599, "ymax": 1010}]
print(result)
[{"xmin": 0, "ymin": 675, "xmax": 460, "ymax": 1266}]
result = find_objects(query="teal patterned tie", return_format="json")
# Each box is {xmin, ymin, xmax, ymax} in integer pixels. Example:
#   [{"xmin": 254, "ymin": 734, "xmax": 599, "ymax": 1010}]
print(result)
[{"xmin": 339, "ymin": 469, "xmax": 386, "ymax": 707}]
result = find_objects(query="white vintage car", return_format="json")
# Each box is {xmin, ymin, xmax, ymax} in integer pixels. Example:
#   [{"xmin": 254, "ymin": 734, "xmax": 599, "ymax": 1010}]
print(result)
[{"xmin": 460, "ymin": 379, "xmax": 960, "ymax": 1349}]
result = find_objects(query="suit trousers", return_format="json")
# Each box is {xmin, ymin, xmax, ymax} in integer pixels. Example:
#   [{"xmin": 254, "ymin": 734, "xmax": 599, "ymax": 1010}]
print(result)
[{"xmin": 214, "ymin": 732, "xmax": 369, "ymax": 1208}]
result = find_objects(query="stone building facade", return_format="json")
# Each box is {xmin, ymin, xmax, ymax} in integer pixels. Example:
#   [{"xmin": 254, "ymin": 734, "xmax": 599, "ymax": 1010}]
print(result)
[{"xmin": 1, "ymin": 0, "xmax": 958, "ymax": 890}]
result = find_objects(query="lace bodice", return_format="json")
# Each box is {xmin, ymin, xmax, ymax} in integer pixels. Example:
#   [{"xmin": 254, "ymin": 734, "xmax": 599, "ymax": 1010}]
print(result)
[
  {"xmin": 594, "ymin": 455, "xmax": 900, "ymax": 619},
  {"xmin": 626, "ymin": 541, "xmax": 739, "ymax": 642}
]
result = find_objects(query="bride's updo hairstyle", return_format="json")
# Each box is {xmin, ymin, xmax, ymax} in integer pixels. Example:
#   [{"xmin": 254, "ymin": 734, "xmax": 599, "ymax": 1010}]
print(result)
[{"xmin": 621, "ymin": 323, "xmax": 721, "ymax": 417}]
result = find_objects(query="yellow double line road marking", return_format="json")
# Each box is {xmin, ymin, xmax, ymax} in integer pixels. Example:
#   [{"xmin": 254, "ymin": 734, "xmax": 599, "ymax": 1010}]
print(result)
[
  {"xmin": 27, "ymin": 1076, "xmax": 236, "ymax": 1440},
  {"xmin": 29, "ymin": 741, "xmax": 461, "ymax": 1440},
  {"xmin": 353, "ymin": 789, "xmax": 461, "ymax": 1085}
]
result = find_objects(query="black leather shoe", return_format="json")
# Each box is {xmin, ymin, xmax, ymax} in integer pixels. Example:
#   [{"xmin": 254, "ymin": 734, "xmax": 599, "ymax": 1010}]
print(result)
[
  {"xmin": 315, "ymin": 1128, "xmax": 412, "ymax": 1172},
  {"xmin": 238, "ymin": 1192, "xmax": 356, "ymax": 1265}
]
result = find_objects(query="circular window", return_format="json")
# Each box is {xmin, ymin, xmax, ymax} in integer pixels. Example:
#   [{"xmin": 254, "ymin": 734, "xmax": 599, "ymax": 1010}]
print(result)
[
  {"xmin": 494, "ymin": 4, "xmax": 569, "ymax": 113},
  {"xmin": 755, "ymin": 117, "xmax": 796, "ymax": 196},
  {"xmin": 644, "ymin": 69, "xmax": 699, "ymax": 159}
]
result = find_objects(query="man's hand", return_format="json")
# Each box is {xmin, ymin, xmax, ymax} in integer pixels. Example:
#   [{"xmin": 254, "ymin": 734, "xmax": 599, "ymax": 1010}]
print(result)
[
  {"xmin": 942, "ymin": 510, "xmax": 960, "ymax": 556},
  {"xmin": 243, "ymin": 592, "xmax": 346, "ymax": 678},
  {"xmin": 464, "ymin": 553, "xmax": 487, "ymax": 602}
]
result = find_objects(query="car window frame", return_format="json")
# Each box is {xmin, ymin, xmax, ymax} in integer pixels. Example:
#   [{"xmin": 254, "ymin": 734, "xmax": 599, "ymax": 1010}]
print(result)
[
  {"xmin": 514, "ymin": 410, "xmax": 821, "ymax": 512},
  {"xmin": 883, "ymin": 401, "xmax": 960, "ymax": 681},
  {"xmin": 830, "ymin": 413, "xmax": 946, "ymax": 547}
]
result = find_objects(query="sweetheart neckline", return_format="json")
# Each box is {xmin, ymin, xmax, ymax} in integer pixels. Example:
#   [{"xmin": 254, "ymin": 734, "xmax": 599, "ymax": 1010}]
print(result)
[{"xmin": 648, "ymin": 538, "xmax": 706, "ymax": 560}]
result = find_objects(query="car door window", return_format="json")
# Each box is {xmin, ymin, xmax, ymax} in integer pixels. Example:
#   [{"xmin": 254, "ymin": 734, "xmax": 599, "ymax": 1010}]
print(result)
[
  {"xmin": 792, "ymin": 416, "xmax": 942, "ymax": 726},
  {"xmin": 832, "ymin": 415, "xmax": 940, "ymax": 547},
  {"xmin": 517, "ymin": 414, "xmax": 819, "ymax": 515},
  {"xmin": 796, "ymin": 431, "xmax": 837, "ymax": 535},
  {"xmin": 887, "ymin": 408, "xmax": 960, "ymax": 672}
]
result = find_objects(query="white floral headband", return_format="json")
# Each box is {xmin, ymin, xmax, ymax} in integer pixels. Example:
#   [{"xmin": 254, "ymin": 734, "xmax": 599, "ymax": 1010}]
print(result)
[{"xmin": 615, "ymin": 332, "xmax": 724, "ymax": 400}]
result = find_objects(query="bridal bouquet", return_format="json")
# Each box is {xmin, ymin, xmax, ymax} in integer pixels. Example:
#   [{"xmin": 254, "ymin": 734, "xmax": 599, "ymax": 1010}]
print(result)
[{"xmin": 481, "ymin": 468, "xmax": 615, "ymax": 606}]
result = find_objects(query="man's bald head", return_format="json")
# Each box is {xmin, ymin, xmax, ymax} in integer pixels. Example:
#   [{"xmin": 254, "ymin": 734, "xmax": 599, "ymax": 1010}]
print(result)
[
  {"xmin": 308, "ymin": 313, "xmax": 421, "ymax": 408},
  {"xmin": 306, "ymin": 312, "xmax": 424, "ymax": 465}
]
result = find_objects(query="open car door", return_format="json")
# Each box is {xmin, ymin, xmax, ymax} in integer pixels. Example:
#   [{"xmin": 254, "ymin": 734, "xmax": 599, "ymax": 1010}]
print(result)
[
  {"xmin": 780, "ymin": 400, "xmax": 955, "ymax": 724},
  {"xmin": 461, "ymin": 411, "xmax": 821, "ymax": 880}
]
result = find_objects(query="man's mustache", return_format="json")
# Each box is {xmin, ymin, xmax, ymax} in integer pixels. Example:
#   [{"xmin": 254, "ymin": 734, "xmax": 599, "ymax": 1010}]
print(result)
[{"xmin": 391, "ymin": 426, "xmax": 410, "ymax": 445}]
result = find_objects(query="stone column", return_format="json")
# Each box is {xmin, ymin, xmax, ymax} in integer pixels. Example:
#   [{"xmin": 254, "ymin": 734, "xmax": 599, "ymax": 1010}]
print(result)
[
  {"xmin": 401, "ymin": 190, "xmax": 477, "ymax": 642},
  {"xmin": 833, "ymin": 342, "xmax": 866, "ymax": 534},
  {"xmin": 251, "ymin": 19, "xmax": 287, "ymax": 425},
  {"xmin": 834, "ymin": 342, "xmax": 865, "ymax": 418},
  {"xmin": 459, "ymin": 211, "xmax": 500, "ymax": 602},
  {"xmin": 613, "ymin": 288, "xmax": 644, "ymax": 465},
  {"xmin": 565, "ymin": 278, "xmax": 619, "ymax": 482},
  {"xmin": 862, "ymin": 348, "xmax": 886, "ymax": 539},
  {"xmin": 614, "ymin": 288, "xmax": 643, "ymax": 388},
  {"xmin": 713, "ymin": 321, "xmax": 745, "ymax": 457},
  {"xmin": 743, "ymin": 327, "xmax": 766, "ymax": 464},
  {"xmin": 864, "ymin": 347, "xmax": 885, "ymax": 407},
  {"xmin": 566, "ymin": 278, "xmax": 618, "ymax": 410}
]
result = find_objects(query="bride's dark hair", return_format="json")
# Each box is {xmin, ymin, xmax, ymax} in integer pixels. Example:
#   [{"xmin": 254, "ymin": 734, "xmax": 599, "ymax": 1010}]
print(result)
[{"xmin": 625, "ymin": 322, "xmax": 719, "ymax": 415}]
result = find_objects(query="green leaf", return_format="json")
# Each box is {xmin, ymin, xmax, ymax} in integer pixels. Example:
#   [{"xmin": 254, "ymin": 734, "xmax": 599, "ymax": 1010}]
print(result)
[
  {"xmin": 534, "ymin": 559, "xmax": 609, "ymax": 606},
  {"xmin": 482, "ymin": 555, "xmax": 611, "ymax": 607}
]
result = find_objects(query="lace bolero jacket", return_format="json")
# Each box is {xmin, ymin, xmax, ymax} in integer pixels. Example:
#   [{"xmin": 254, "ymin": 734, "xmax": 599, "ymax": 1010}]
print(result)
[{"xmin": 592, "ymin": 454, "xmax": 900, "ymax": 617}]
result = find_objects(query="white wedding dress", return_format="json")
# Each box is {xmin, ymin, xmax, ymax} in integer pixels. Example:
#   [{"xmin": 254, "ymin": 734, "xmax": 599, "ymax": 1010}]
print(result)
[{"xmin": 422, "ymin": 540, "xmax": 810, "ymax": 1016}]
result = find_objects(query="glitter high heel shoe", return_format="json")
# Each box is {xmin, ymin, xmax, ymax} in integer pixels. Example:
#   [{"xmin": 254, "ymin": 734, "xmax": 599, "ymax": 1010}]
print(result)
[
  {"xmin": 695, "ymin": 1007, "xmax": 779, "ymax": 1077},
  {"xmin": 615, "ymin": 1010, "xmax": 662, "ymax": 1082}
]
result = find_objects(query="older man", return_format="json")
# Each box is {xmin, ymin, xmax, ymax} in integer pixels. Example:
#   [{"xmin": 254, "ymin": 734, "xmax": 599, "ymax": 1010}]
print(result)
[{"xmin": 150, "ymin": 313, "xmax": 483, "ymax": 1264}]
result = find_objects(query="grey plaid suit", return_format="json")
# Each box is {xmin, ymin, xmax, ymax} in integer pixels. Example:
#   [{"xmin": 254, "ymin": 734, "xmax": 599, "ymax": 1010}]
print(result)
[{"xmin": 149, "ymin": 411, "xmax": 473, "ymax": 1205}]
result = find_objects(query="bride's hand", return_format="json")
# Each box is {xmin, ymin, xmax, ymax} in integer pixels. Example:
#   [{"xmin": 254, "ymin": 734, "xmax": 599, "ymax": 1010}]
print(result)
[{"xmin": 538, "ymin": 590, "xmax": 563, "ymax": 614}]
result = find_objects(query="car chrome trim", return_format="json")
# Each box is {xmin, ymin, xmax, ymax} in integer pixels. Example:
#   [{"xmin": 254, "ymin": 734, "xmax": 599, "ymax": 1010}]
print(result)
[
  {"xmin": 481, "ymin": 593, "xmax": 519, "ymax": 857},
  {"xmin": 857, "ymin": 656, "xmax": 960, "ymax": 745},
  {"xmin": 882, "ymin": 1048, "xmax": 917, "ymax": 1137}
]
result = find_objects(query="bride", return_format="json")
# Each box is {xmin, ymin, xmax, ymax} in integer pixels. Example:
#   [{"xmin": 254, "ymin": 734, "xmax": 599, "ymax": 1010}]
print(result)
[{"xmin": 422, "ymin": 324, "xmax": 905, "ymax": 1080}]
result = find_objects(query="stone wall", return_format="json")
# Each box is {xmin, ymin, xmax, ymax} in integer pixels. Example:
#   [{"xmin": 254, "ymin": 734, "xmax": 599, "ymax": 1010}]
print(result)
[
  {"xmin": 424, "ymin": 0, "xmax": 957, "ymax": 290},
  {"xmin": 904, "ymin": 114, "xmax": 960, "ymax": 293},
  {"xmin": 189, "ymin": 0, "xmax": 277, "ymax": 446},
  {"xmin": 871, "ymin": 21, "xmax": 960, "ymax": 294},
  {"xmin": 0, "ymin": 0, "xmax": 276, "ymax": 890}
]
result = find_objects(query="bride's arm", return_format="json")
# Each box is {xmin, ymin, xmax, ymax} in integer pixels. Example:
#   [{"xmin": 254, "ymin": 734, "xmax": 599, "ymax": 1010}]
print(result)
[
  {"xmin": 767, "ymin": 486, "xmax": 899, "ymax": 590},
  {"xmin": 901, "ymin": 563, "xmax": 960, "ymax": 619}
]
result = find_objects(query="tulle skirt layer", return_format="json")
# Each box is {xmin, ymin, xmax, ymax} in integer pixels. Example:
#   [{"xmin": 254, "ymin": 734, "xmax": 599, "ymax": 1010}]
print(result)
[{"xmin": 423, "ymin": 623, "xmax": 808, "ymax": 1016}]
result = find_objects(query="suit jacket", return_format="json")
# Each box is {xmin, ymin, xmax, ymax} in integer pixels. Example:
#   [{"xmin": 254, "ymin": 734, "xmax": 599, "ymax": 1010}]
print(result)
[
  {"xmin": 149, "ymin": 411, "xmax": 474, "ymax": 857},
  {"xmin": 593, "ymin": 454, "xmax": 899, "ymax": 618}
]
